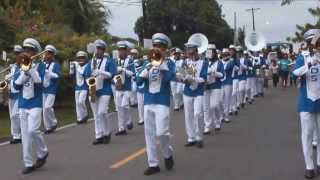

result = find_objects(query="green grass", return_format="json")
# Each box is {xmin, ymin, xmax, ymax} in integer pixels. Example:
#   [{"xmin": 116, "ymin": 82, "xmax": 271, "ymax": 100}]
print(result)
[{"xmin": 0, "ymin": 97, "xmax": 115, "ymax": 139}]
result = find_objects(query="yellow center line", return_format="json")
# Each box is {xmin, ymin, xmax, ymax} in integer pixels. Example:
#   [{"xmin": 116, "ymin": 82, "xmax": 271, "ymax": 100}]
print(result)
[{"xmin": 110, "ymin": 147, "xmax": 146, "ymax": 169}]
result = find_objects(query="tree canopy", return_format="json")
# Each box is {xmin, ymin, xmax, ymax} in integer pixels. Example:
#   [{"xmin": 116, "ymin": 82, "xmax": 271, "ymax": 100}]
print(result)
[{"xmin": 134, "ymin": 0, "xmax": 234, "ymax": 49}]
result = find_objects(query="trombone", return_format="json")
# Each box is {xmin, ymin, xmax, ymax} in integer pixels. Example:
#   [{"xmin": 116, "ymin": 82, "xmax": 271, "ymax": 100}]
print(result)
[{"xmin": 20, "ymin": 50, "xmax": 48, "ymax": 72}]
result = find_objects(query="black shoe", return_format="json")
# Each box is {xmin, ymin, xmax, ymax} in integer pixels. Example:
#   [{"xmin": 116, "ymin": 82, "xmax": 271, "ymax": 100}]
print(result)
[
  {"xmin": 127, "ymin": 123, "xmax": 134, "ymax": 130},
  {"xmin": 35, "ymin": 152, "xmax": 49, "ymax": 169},
  {"xmin": 10, "ymin": 138, "xmax": 21, "ymax": 144},
  {"xmin": 241, "ymin": 103, "xmax": 245, "ymax": 108},
  {"xmin": 80, "ymin": 116, "xmax": 89, "ymax": 124},
  {"xmin": 144, "ymin": 166, "xmax": 160, "ymax": 176},
  {"xmin": 174, "ymin": 108, "xmax": 179, "ymax": 111},
  {"xmin": 317, "ymin": 166, "xmax": 320, "ymax": 174},
  {"xmin": 22, "ymin": 166, "xmax": 35, "ymax": 174},
  {"xmin": 237, "ymin": 106, "xmax": 240, "ymax": 110},
  {"xmin": 115, "ymin": 130, "xmax": 127, "ymax": 136},
  {"xmin": 229, "ymin": 112, "xmax": 233, "ymax": 116},
  {"xmin": 197, "ymin": 141, "xmax": 204, "ymax": 148},
  {"xmin": 103, "ymin": 134, "xmax": 111, "ymax": 144},
  {"xmin": 92, "ymin": 137, "xmax": 104, "ymax": 145},
  {"xmin": 304, "ymin": 169, "xmax": 315, "ymax": 179},
  {"xmin": 203, "ymin": 130, "xmax": 211, "ymax": 135},
  {"xmin": 184, "ymin": 141, "xmax": 196, "ymax": 147},
  {"xmin": 260, "ymin": 93, "xmax": 264, "ymax": 97},
  {"xmin": 44, "ymin": 124, "xmax": 58, "ymax": 134},
  {"xmin": 215, "ymin": 127, "xmax": 221, "ymax": 132},
  {"xmin": 234, "ymin": 110, "xmax": 238, "ymax": 116},
  {"xmin": 138, "ymin": 121, "xmax": 144, "ymax": 126},
  {"xmin": 164, "ymin": 156, "xmax": 174, "ymax": 170},
  {"xmin": 248, "ymin": 100, "xmax": 252, "ymax": 104}
]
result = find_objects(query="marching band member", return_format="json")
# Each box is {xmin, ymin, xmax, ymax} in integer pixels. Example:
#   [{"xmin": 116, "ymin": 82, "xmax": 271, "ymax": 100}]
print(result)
[
  {"xmin": 134, "ymin": 55, "xmax": 147, "ymax": 125},
  {"xmin": 14, "ymin": 38, "xmax": 49, "ymax": 174},
  {"xmin": 84, "ymin": 39, "xmax": 117, "ymax": 145},
  {"xmin": 180, "ymin": 40, "xmax": 208, "ymax": 148},
  {"xmin": 129, "ymin": 49, "xmax": 139, "ymax": 107},
  {"xmin": 230, "ymin": 45, "xmax": 240, "ymax": 115},
  {"xmin": 171, "ymin": 48, "xmax": 184, "ymax": 111},
  {"xmin": 7, "ymin": 45, "xmax": 23, "ymax": 144},
  {"xmin": 246, "ymin": 54, "xmax": 255, "ymax": 104},
  {"xmin": 42, "ymin": 45, "xmax": 61, "ymax": 134},
  {"xmin": 69, "ymin": 51, "xmax": 89, "ymax": 124},
  {"xmin": 221, "ymin": 48, "xmax": 234, "ymax": 123},
  {"xmin": 293, "ymin": 29, "xmax": 320, "ymax": 179},
  {"xmin": 138, "ymin": 33, "xmax": 175, "ymax": 175},
  {"xmin": 238, "ymin": 50, "xmax": 249, "ymax": 107},
  {"xmin": 114, "ymin": 41, "xmax": 135, "ymax": 136},
  {"xmin": 203, "ymin": 44, "xmax": 224, "ymax": 134}
]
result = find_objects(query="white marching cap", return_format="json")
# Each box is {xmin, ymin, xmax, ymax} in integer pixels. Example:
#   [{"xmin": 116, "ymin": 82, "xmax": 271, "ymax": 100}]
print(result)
[
  {"xmin": 94, "ymin": 39, "xmax": 107, "ymax": 49},
  {"xmin": 76, "ymin": 51, "xmax": 88, "ymax": 58},
  {"xmin": 175, "ymin": 48, "xmax": 182, "ymax": 53},
  {"xmin": 13, "ymin": 45, "xmax": 23, "ymax": 53},
  {"xmin": 45, "ymin": 45, "xmax": 57, "ymax": 55},
  {"xmin": 152, "ymin": 33, "xmax": 171, "ymax": 47},
  {"xmin": 303, "ymin": 29, "xmax": 320, "ymax": 41},
  {"xmin": 229, "ymin": 44, "xmax": 236, "ymax": 49},
  {"xmin": 208, "ymin": 44, "xmax": 216, "ymax": 49},
  {"xmin": 222, "ymin": 48, "xmax": 229, "ymax": 53},
  {"xmin": 130, "ymin": 48, "xmax": 139, "ymax": 54},
  {"xmin": 23, "ymin": 38, "xmax": 41, "ymax": 52},
  {"xmin": 117, "ymin": 41, "xmax": 129, "ymax": 49}
]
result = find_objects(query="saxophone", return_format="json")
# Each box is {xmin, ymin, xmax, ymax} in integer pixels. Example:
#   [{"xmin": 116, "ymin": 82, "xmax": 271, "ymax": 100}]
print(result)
[{"xmin": 86, "ymin": 53, "xmax": 97, "ymax": 102}]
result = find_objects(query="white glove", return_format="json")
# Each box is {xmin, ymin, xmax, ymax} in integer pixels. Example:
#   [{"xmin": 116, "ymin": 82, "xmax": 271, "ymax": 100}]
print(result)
[
  {"xmin": 117, "ymin": 66, "xmax": 124, "ymax": 72},
  {"xmin": 159, "ymin": 63, "xmax": 169, "ymax": 71},
  {"xmin": 145, "ymin": 63, "xmax": 152, "ymax": 70},
  {"xmin": 29, "ymin": 68, "xmax": 41, "ymax": 83}
]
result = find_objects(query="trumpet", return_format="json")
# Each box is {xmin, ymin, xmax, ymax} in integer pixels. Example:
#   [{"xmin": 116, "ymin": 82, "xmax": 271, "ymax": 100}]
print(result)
[
  {"xmin": 148, "ymin": 48, "xmax": 164, "ymax": 67},
  {"xmin": 86, "ymin": 53, "xmax": 97, "ymax": 102},
  {"xmin": 20, "ymin": 50, "xmax": 48, "ymax": 72}
]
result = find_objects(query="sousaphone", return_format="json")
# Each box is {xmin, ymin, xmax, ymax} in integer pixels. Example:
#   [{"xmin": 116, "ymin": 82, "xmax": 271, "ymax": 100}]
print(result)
[{"xmin": 245, "ymin": 31, "xmax": 266, "ymax": 52}]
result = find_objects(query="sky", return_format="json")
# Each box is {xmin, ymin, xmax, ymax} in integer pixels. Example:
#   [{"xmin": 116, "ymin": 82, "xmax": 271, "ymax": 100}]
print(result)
[{"xmin": 105, "ymin": 0, "xmax": 319, "ymax": 44}]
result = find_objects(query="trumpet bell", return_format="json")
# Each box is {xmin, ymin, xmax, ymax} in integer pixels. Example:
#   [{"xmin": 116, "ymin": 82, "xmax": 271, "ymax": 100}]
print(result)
[
  {"xmin": 86, "ymin": 77, "xmax": 96, "ymax": 87},
  {"xmin": 187, "ymin": 33, "xmax": 209, "ymax": 54},
  {"xmin": 148, "ymin": 48, "xmax": 163, "ymax": 67},
  {"xmin": 0, "ymin": 80, "xmax": 8, "ymax": 91},
  {"xmin": 245, "ymin": 31, "xmax": 266, "ymax": 52}
]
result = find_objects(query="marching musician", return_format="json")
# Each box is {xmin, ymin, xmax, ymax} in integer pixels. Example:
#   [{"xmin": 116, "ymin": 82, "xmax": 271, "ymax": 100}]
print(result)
[
  {"xmin": 7, "ymin": 45, "xmax": 23, "ymax": 144},
  {"xmin": 230, "ymin": 45, "xmax": 240, "ymax": 115},
  {"xmin": 134, "ymin": 54, "xmax": 147, "ymax": 125},
  {"xmin": 42, "ymin": 45, "xmax": 61, "ymax": 134},
  {"xmin": 129, "ymin": 49, "xmax": 139, "ymax": 107},
  {"xmin": 114, "ymin": 41, "xmax": 135, "ymax": 136},
  {"xmin": 137, "ymin": 33, "xmax": 175, "ymax": 175},
  {"xmin": 84, "ymin": 39, "xmax": 117, "ymax": 145},
  {"xmin": 238, "ymin": 49, "xmax": 249, "ymax": 108},
  {"xmin": 69, "ymin": 51, "xmax": 89, "ymax": 124},
  {"xmin": 221, "ymin": 48, "xmax": 234, "ymax": 123},
  {"xmin": 13, "ymin": 38, "xmax": 49, "ymax": 174},
  {"xmin": 180, "ymin": 39, "xmax": 208, "ymax": 148},
  {"xmin": 246, "ymin": 52, "xmax": 255, "ymax": 104},
  {"xmin": 171, "ymin": 48, "xmax": 184, "ymax": 111},
  {"xmin": 203, "ymin": 44, "xmax": 224, "ymax": 134},
  {"xmin": 293, "ymin": 29, "xmax": 320, "ymax": 179}
]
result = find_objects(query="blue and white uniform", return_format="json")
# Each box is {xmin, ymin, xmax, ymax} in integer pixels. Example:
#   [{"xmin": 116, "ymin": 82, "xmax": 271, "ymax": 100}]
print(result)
[
  {"xmin": 14, "ymin": 61, "xmax": 48, "ymax": 168},
  {"xmin": 114, "ymin": 57, "xmax": 135, "ymax": 132},
  {"xmin": 84, "ymin": 55, "xmax": 117, "ymax": 139},
  {"xmin": 171, "ymin": 58, "xmax": 185, "ymax": 110},
  {"xmin": 238, "ymin": 57, "xmax": 249, "ymax": 105},
  {"xmin": 246, "ymin": 58, "xmax": 255, "ymax": 102},
  {"xmin": 182, "ymin": 58, "xmax": 208, "ymax": 143},
  {"xmin": 70, "ymin": 61, "xmax": 88, "ymax": 122},
  {"xmin": 7, "ymin": 63, "xmax": 21, "ymax": 140},
  {"xmin": 293, "ymin": 51, "xmax": 320, "ymax": 171},
  {"xmin": 231, "ymin": 58, "xmax": 240, "ymax": 113},
  {"xmin": 42, "ymin": 60, "xmax": 60, "ymax": 130},
  {"xmin": 138, "ymin": 58, "xmax": 175, "ymax": 167},
  {"xmin": 221, "ymin": 58, "xmax": 234, "ymax": 122},
  {"xmin": 204, "ymin": 59, "xmax": 224, "ymax": 131}
]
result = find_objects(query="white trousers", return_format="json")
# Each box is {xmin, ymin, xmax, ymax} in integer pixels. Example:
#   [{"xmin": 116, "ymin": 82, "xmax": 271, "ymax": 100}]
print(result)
[
  {"xmin": 222, "ymin": 84, "xmax": 232, "ymax": 121},
  {"xmin": 239, "ymin": 80, "xmax": 247, "ymax": 105},
  {"xmin": 42, "ymin": 94, "xmax": 57, "ymax": 130},
  {"xmin": 115, "ymin": 91, "xmax": 132, "ymax": 131},
  {"xmin": 9, "ymin": 98, "xmax": 21, "ymax": 139},
  {"xmin": 232, "ymin": 79, "xmax": 239, "ymax": 112},
  {"xmin": 257, "ymin": 77, "xmax": 264, "ymax": 94},
  {"xmin": 171, "ymin": 81, "xmax": 184, "ymax": 109},
  {"xmin": 130, "ymin": 80, "xmax": 137, "ymax": 105},
  {"xmin": 300, "ymin": 112, "xmax": 320, "ymax": 170},
  {"xmin": 20, "ymin": 108, "xmax": 48, "ymax": 167},
  {"xmin": 75, "ymin": 90, "xmax": 88, "ymax": 122},
  {"xmin": 144, "ymin": 104, "xmax": 173, "ymax": 167},
  {"xmin": 183, "ymin": 95, "xmax": 203, "ymax": 142},
  {"xmin": 137, "ymin": 92, "xmax": 144, "ymax": 123},
  {"xmin": 204, "ymin": 89, "xmax": 222, "ymax": 130},
  {"xmin": 111, "ymin": 84, "xmax": 118, "ymax": 111},
  {"xmin": 90, "ymin": 95, "xmax": 111, "ymax": 139}
]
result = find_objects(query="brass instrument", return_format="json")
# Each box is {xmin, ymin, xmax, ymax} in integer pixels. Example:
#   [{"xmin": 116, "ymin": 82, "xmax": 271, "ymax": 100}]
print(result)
[
  {"xmin": 113, "ymin": 59, "xmax": 125, "ymax": 90},
  {"xmin": 245, "ymin": 31, "xmax": 266, "ymax": 52},
  {"xmin": 86, "ymin": 53, "xmax": 97, "ymax": 102},
  {"xmin": 148, "ymin": 48, "xmax": 164, "ymax": 67},
  {"xmin": 20, "ymin": 50, "xmax": 48, "ymax": 72}
]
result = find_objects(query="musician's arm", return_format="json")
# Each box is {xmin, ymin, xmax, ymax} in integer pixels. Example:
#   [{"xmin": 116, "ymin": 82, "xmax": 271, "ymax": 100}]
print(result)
[
  {"xmin": 293, "ymin": 56, "xmax": 308, "ymax": 77},
  {"xmin": 162, "ymin": 61, "xmax": 175, "ymax": 82}
]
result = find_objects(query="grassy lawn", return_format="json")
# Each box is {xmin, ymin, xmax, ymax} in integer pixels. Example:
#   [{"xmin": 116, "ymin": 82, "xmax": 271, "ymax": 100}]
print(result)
[{"xmin": 0, "ymin": 98, "xmax": 115, "ymax": 140}]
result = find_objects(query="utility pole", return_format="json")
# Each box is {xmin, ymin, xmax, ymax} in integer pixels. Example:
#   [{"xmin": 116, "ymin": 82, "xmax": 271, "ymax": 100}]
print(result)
[
  {"xmin": 245, "ymin": 8, "xmax": 260, "ymax": 31},
  {"xmin": 233, "ymin": 12, "xmax": 238, "ymax": 45},
  {"xmin": 142, "ymin": 0, "xmax": 147, "ymax": 46}
]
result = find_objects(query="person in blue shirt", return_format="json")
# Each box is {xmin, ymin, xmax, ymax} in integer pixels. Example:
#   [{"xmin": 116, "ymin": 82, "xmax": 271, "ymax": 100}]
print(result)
[
  {"xmin": 221, "ymin": 48, "xmax": 234, "ymax": 123},
  {"xmin": 42, "ymin": 45, "xmax": 61, "ymax": 134},
  {"xmin": 203, "ymin": 44, "xmax": 224, "ymax": 134},
  {"xmin": 278, "ymin": 52, "xmax": 291, "ymax": 88},
  {"xmin": 245, "ymin": 55, "xmax": 255, "ymax": 104},
  {"xmin": 137, "ymin": 33, "xmax": 175, "ymax": 175},
  {"xmin": 84, "ymin": 39, "xmax": 117, "ymax": 145},
  {"xmin": 69, "ymin": 51, "xmax": 89, "ymax": 124},
  {"xmin": 134, "ymin": 54, "xmax": 147, "ymax": 125},
  {"xmin": 238, "ymin": 50, "xmax": 249, "ymax": 108},
  {"xmin": 113, "ymin": 41, "xmax": 135, "ymax": 136},
  {"xmin": 6, "ymin": 45, "xmax": 23, "ymax": 144},
  {"xmin": 129, "ymin": 49, "xmax": 139, "ymax": 107},
  {"xmin": 230, "ymin": 45, "xmax": 240, "ymax": 115},
  {"xmin": 14, "ymin": 38, "xmax": 49, "ymax": 174},
  {"xmin": 293, "ymin": 28, "xmax": 320, "ymax": 179},
  {"xmin": 179, "ymin": 39, "xmax": 208, "ymax": 148},
  {"xmin": 171, "ymin": 48, "xmax": 184, "ymax": 111}
]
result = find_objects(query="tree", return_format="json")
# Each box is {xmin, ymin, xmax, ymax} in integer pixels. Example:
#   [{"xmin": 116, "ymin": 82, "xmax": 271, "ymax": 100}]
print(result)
[{"xmin": 134, "ymin": 0, "xmax": 234, "ymax": 48}]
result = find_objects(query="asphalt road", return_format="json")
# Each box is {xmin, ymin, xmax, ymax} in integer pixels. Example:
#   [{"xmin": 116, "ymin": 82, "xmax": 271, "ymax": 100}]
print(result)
[{"xmin": 0, "ymin": 87, "xmax": 314, "ymax": 180}]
